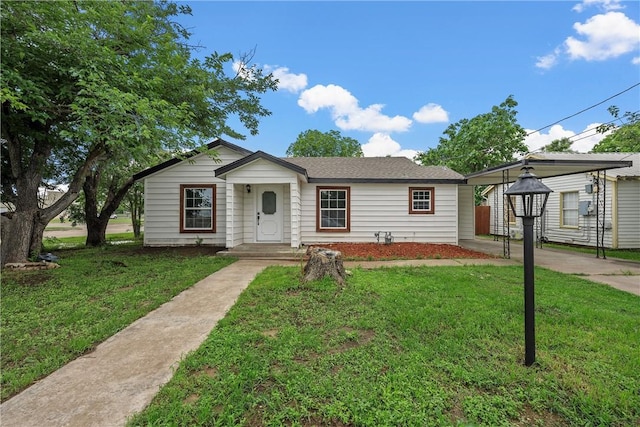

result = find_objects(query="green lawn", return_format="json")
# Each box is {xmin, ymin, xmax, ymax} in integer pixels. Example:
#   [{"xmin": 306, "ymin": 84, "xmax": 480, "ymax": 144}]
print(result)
[
  {"xmin": 129, "ymin": 265, "xmax": 640, "ymax": 426},
  {"xmin": 0, "ymin": 243, "xmax": 234, "ymax": 401}
]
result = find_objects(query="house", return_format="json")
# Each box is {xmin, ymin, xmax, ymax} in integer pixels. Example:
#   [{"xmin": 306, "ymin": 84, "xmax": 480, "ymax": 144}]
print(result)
[
  {"xmin": 480, "ymin": 152, "xmax": 639, "ymax": 249},
  {"xmin": 133, "ymin": 139, "xmax": 476, "ymax": 248}
]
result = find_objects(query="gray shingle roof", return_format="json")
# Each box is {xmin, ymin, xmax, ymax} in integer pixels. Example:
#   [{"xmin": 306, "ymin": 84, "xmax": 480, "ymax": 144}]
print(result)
[{"xmin": 283, "ymin": 157, "xmax": 464, "ymax": 182}]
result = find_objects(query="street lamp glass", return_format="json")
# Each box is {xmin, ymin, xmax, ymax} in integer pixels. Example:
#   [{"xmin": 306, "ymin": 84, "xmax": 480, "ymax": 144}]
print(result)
[{"xmin": 504, "ymin": 167, "xmax": 553, "ymax": 218}]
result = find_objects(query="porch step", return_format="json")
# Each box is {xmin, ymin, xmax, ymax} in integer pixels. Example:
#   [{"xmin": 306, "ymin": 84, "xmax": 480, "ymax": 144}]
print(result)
[{"xmin": 217, "ymin": 244, "xmax": 307, "ymax": 260}]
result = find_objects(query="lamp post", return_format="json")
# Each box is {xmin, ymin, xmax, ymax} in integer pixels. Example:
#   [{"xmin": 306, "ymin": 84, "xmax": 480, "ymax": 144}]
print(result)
[{"xmin": 505, "ymin": 167, "xmax": 553, "ymax": 366}]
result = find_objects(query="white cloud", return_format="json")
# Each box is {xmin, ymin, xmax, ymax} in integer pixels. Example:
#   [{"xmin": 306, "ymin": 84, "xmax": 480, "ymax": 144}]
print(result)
[
  {"xmin": 633, "ymin": 56, "xmax": 640, "ymax": 64},
  {"xmin": 572, "ymin": 0, "xmax": 624, "ymax": 13},
  {"xmin": 265, "ymin": 65, "xmax": 308, "ymax": 93},
  {"xmin": 298, "ymin": 84, "xmax": 412, "ymax": 133},
  {"xmin": 565, "ymin": 12, "xmax": 640, "ymax": 61},
  {"xmin": 535, "ymin": 48, "xmax": 562, "ymax": 70},
  {"xmin": 361, "ymin": 133, "xmax": 417, "ymax": 159},
  {"xmin": 412, "ymin": 103, "xmax": 449, "ymax": 123},
  {"xmin": 523, "ymin": 123, "xmax": 608, "ymax": 153}
]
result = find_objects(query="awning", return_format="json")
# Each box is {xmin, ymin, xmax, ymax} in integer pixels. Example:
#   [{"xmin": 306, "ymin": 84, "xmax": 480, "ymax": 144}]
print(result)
[{"xmin": 465, "ymin": 158, "xmax": 633, "ymax": 186}]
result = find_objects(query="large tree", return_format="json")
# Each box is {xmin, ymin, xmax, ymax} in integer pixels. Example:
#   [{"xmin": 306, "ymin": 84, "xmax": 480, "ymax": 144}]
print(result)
[
  {"xmin": 286, "ymin": 129, "xmax": 364, "ymax": 157},
  {"xmin": 415, "ymin": 95, "xmax": 528, "ymax": 175},
  {"xmin": 541, "ymin": 137, "xmax": 575, "ymax": 153},
  {"xmin": 592, "ymin": 107, "xmax": 640, "ymax": 153},
  {"xmin": 1, "ymin": 1, "xmax": 277, "ymax": 265}
]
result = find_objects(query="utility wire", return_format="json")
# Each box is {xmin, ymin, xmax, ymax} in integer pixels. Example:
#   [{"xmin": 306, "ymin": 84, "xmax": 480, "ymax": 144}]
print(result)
[{"xmin": 526, "ymin": 82, "xmax": 640, "ymax": 136}]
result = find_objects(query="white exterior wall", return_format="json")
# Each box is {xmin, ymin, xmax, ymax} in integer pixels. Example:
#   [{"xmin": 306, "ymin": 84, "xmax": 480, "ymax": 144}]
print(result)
[
  {"xmin": 142, "ymin": 146, "xmax": 244, "ymax": 246},
  {"xmin": 542, "ymin": 173, "xmax": 613, "ymax": 248},
  {"xmin": 458, "ymin": 185, "xmax": 475, "ymax": 240},
  {"xmin": 484, "ymin": 184, "xmax": 515, "ymax": 237},
  {"xmin": 616, "ymin": 180, "xmax": 640, "ymax": 249},
  {"xmin": 223, "ymin": 159, "xmax": 300, "ymax": 247},
  {"xmin": 299, "ymin": 183, "xmax": 459, "ymax": 245},
  {"xmin": 485, "ymin": 173, "xmax": 634, "ymax": 248}
]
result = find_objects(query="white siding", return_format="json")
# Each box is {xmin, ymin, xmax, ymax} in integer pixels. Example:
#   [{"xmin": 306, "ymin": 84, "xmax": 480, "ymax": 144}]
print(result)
[
  {"xmin": 484, "ymin": 184, "xmax": 515, "ymax": 237},
  {"xmin": 458, "ymin": 185, "xmax": 475, "ymax": 240},
  {"xmin": 142, "ymin": 146, "xmax": 244, "ymax": 247},
  {"xmin": 542, "ymin": 173, "xmax": 613, "ymax": 248},
  {"xmin": 616, "ymin": 180, "xmax": 640, "ymax": 249},
  {"xmin": 299, "ymin": 183, "xmax": 459, "ymax": 245},
  {"xmin": 290, "ymin": 180, "xmax": 302, "ymax": 247},
  {"xmin": 224, "ymin": 159, "xmax": 299, "ymax": 247},
  {"xmin": 485, "ymin": 173, "xmax": 630, "ymax": 248}
]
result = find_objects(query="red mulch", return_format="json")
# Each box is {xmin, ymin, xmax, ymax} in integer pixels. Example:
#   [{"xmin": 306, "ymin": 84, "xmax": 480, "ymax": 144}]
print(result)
[{"xmin": 319, "ymin": 242, "xmax": 494, "ymax": 260}]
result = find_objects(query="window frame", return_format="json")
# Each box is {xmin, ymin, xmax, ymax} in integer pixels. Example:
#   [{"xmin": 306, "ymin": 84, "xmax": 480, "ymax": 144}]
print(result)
[
  {"xmin": 180, "ymin": 184, "xmax": 216, "ymax": 233},
  {"xmin": 408, "ymin": 187, "xmax": 435, "ymax": 215},
  {"xmin": 316, "ymin": 186, "xmax": 351, "ymax": 232},
  {"xmin": 560, "ymin": 191, "xmax": 579, "ymax": 228}
]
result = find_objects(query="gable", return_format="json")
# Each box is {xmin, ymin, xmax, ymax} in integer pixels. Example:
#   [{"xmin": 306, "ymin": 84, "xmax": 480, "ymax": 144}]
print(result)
[{"xmin": 133, "ymin": 138, "xmax": 252, "ymax": 181}]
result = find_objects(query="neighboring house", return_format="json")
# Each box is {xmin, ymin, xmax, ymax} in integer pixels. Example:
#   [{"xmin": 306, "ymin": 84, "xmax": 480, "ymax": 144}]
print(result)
[
  {"xmin": 482, "ymin": 152, "xmax": 639, "ymax": 249},
  {"xmin": 133, "ymin": 139, "xmax": 476, "ymax": 248}
]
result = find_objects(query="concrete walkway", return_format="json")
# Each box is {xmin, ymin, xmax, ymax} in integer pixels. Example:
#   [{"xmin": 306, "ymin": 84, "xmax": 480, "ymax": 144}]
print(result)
[
  {"xmin": 0, "ymin": 260, "xmax": 282, "ymax": 427},
  {"xmin": 459, "ymin": 239, "xmax": 640, "ymax": 296},
  {"xmin": 2, "ymin": 246, "xmax": 637, "ymax": 427}
]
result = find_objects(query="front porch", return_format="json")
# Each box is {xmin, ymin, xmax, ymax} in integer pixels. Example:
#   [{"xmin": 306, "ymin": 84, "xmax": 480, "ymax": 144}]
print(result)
[{"xmin": 217, "ymin": 243, "xmax": 306, "ymax": 260}]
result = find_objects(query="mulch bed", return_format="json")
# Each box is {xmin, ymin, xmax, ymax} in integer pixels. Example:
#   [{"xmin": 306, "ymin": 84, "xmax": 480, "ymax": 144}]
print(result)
[{"xmin": 320, "ymin": 242, "xmax": 495, "ymax": 260}]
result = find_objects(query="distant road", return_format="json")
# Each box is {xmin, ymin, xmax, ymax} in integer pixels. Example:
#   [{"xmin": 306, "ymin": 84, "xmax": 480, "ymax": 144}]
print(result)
[{"xmin": 44, "ymin": 222, "xmax": 141, "ymax": 238}]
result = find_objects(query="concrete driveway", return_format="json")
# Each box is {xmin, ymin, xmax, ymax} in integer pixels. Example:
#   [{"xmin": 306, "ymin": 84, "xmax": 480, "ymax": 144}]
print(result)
[{"xmin": 459, "ymin": 239, "xmax": 640, "ymax": 296}]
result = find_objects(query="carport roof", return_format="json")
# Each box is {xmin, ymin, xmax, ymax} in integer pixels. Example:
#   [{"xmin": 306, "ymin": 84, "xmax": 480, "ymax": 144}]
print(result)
[{"xmin": 464, "ymin": 153, "xmax": 635, "ymax": 186}]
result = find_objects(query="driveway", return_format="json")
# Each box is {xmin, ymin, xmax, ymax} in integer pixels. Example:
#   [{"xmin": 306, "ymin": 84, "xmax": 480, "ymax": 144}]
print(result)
[{"xmin": 459, "ymin": 239, "xmax": 640, "ymax": 296}]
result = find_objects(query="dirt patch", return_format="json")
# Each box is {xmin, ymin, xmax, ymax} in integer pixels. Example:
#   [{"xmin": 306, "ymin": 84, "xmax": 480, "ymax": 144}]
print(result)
[{"xmin": 319, "ymin": 242, "xmax": 494, "ymax": 260}]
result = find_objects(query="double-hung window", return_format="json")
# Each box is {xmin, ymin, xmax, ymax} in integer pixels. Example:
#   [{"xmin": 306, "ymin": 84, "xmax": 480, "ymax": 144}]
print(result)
[
  {"xmin": 409, "ymin": 187, "xmax": 435, "ymax": 214},
  {"xmin": 561, "ymin": 191, "xmax": 579, "ymax": 227},
  {"xmin": 180, "ymin": 184, "xmax": 215, "ymax": 233},
  {"xmin": 317, "ymin": 187, "xmax": 350, "ymax": 232}
]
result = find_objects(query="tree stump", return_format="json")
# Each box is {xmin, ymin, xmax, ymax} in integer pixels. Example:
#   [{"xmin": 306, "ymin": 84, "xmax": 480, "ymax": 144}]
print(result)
[{"xmin": 302, "ymin": 247, "xmax": 347, "ymax": 286}]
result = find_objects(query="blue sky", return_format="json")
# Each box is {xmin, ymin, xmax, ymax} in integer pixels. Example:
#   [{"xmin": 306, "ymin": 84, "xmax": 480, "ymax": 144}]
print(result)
[{"xmin": 178, "ymin": 0, "xmax": 640, "ymax": 158}]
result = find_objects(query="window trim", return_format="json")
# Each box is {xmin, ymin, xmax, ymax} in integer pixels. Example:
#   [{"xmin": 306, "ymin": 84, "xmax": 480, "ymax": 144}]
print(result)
[
  {"xmin": 408, "ymin": 187, "xmax": 435, "ymax": 215},
  {"xmin": 180, "ymin": 184, "xmax": 216, "ymax": 233},
  {"xmin": 316, "ymin": 186, "xmax": 351, "ymax": 232},
  {"xmin": 560, "ymin": 191, "xmax": 579, "ymax": 229}
]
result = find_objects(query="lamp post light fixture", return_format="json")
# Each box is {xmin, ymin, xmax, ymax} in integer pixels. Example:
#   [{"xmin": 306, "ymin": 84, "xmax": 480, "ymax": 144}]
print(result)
[{"xmin": 504, "ymin": 167, "xmax": 553, "ymax": 366}]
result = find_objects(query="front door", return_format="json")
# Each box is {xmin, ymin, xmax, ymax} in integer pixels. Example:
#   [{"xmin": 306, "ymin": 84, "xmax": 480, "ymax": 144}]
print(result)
[{"xmin": 256, "ymin": 185, "xmax": 283, "ymax": 242}]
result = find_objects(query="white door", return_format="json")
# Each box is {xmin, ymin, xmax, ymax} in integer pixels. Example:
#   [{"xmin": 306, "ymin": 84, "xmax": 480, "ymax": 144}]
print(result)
[{"xmin": 256, "ymin": 185, "xmax": 283, "ymax": 242}]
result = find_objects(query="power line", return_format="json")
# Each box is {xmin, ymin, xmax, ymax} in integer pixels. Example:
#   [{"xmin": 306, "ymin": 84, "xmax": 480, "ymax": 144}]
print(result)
[{"xmin": 526, "ymin": 82, "xmax": 640, "ymax": 136}]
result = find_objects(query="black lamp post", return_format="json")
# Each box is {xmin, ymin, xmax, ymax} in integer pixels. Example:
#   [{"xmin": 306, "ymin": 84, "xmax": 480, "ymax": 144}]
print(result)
[{"xmin": 504, "ymin": 167, "xmax": 553, "ymax": 366}]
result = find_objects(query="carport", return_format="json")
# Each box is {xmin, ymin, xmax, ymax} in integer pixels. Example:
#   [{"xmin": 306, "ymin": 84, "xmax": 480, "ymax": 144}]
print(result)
[{"xmin": 464, "ymin": 154, "xmax": 633, "ymax": 258}]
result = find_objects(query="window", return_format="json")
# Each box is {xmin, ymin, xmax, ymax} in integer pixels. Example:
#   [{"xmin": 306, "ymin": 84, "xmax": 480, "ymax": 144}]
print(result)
[
  {"xmin": 507, "ymin": 195, "xmax": 516, "ymax": 224},
  {"xmin": 180, "ymin": 184, "xmax": 215, "ymax": 233},
  {"xmin": 561, "ymin": 191, "xmax": 579, "ymax": 227},
  {"xmin": 317, "ymin": 187, "xmax": 350, "ymax": 232},
  {"xmin": 409, "ymin": 187, "xmax": 435, "ymax": 214}
]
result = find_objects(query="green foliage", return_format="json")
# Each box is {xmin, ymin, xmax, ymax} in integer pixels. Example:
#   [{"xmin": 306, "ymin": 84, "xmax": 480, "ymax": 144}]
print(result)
[
  {"xmin": 286, "ymin": 129, "xmax": 364, "ymax": 157},
  {"xmin": 129, "ymin": 265, "xmax": 640, "ymax": 426},
  {"xmin": 541, "ymin": 137, "xmax": 575, "ymax": 153},
  {"xmin": 592, "ymin": 107, "xmax": 640, "ymax": 153},
  {"xmin": 0, "ymin": 244, "xmax": 235, "ymax": 401},
  {"xmin": 415, "ymin": 95, "xmax": 528, "ymax": 175},
  {"xmin": 0, "ymin": 0, "xmax": 277, "ymax": 262}
]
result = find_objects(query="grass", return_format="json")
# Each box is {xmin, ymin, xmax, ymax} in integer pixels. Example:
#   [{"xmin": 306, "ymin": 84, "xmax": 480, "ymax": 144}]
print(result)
[
  {"xmin": 0, "ymin": 242, "xmax": 235, "ymax": 401},
  {"xmin": 128, "ymin": 265, "xmax": 640, "ymax": 426}
]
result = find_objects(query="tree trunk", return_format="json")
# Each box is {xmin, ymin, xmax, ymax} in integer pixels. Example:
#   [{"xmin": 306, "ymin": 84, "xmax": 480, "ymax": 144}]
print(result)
[
  {"xmin": 83, "ymin": 171, "xmax": 135, "ymax": 247},
  {"xmin": 302, "ymin": 247, "xmax": 347, "ymax": 286},
  {"xmin": 1, "ymin": 211, "xmax": 38, "ymax": 265},
  {"xmin": 126, "ymin": 182, "xmax": 144, "ymax": 238}
]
